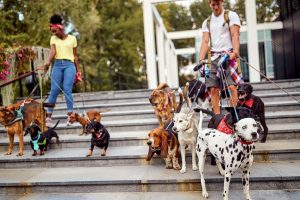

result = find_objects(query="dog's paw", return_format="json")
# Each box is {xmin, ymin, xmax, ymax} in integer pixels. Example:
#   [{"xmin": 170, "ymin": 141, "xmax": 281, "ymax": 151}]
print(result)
[
  {"xmin": 5, "ymin": 152, "xmax": 12, "ymax": 155},
  {"xmin": 202, "ymin": 190, "xmax": 209, "ymax": 198},
  {"xmin": 16, "ymin": 152, "xmax": 23, "ymax": 156},
  {"xmin": 180, "ymin": 167, "xmax": 186, "ymax": 174},
  {"xmin": 192, "ymin": 165, "xmax": 198, "ymax": 171},
  {"xmin": 101, "ymin": 153, "xmax": 106, "ymax": 156}
]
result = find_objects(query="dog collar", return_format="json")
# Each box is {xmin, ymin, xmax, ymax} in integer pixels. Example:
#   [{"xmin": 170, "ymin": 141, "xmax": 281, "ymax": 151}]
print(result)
[
  {"xmin": 217, "ymin": 116, "xmax": 234, "ymax": 135},
  {"xmin": 239, "ymin": 97, "xmax": 253, "ymax": 109},
  {"xmin": 237, "ymin": 137, "xmax": 253, "ymax": 145}
]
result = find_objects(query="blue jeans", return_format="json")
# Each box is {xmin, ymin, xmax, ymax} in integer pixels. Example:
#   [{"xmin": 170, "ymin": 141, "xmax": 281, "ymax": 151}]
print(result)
[{"xmin": 47, "ymin": 60, "xmax": 76, "ymax": 114}]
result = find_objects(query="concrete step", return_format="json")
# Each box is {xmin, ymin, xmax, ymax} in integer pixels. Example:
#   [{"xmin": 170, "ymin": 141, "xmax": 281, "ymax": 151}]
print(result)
[
  {"xmin": 48, "ymin": 91, "xmax": 300, "ymax": 106},
  {"xmin": 1, "ymin": 123, "xmax": 300, "ymax": 151},
  {"xmin": 0, "ymin": 139, "xmax": 299, "ymax": 168},
  {"xmin": 2, "ymin": 190, "xmax": 300, "ymax": 200},
  {"xmin": 44, "ymin": 100, "xmax": 300, "ymax": 115},
  {"xmin": 0, "ymin": 160, "xmax": 300, "ymax": 194}
]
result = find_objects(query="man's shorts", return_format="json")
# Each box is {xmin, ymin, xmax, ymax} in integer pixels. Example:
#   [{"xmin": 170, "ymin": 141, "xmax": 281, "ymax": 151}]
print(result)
[{"xmin": 205, "ymin": 57, "xmax": 236, "ymax": 89}]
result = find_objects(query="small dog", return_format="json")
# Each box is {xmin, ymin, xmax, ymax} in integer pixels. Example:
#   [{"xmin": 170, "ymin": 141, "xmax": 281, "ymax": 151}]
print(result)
[
  {"xmin": 238, "ymin": 83, "xmax": 268, "ymax": 142},
  {"xmin": 196, "ymin": 116, "xmax": 259, "ymax": 200},
  {"xmin": 146, "ymin": 127, "xmax": 181, "ymax": 170},
  {"xmin": 68, "ymin": 109, "xmax": 102, "ymax": 135},
  {"xmin": 24, "ymin": 120, "xmax": 60, "ymax": 156},
  {"xmin": 172, "ymin": 108, "xmax": 199, "ymax": 173},
  {"xmin": 149, "ymin": 83, "xmax": 183, "ymax": 127},
  {"xmin": 85, "ymin": 121, "xmax": 110, "ymax": 157}
]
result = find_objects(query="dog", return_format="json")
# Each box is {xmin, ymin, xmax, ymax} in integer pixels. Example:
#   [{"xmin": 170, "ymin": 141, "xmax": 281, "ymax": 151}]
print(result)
[
  {"xmin": 196, "ymin": 114, "xmax": 259, "ymax": 200},
  {"xmin": 0, "ymin": 99, "xmax": 47, "ymax": 156},
  {"xmin": 185, "ymin": 79, "xmax": 211, "ymax": 111},
  {"xmin": 172, "ymin": 107, "xmax": 199, "ymax": 173},
  {"xmin": 24, "ymin": 120, "xmax": 60, "ymax": 156},
  {"xmin": 146, "ymin": 127, "xmax": 181, "ymax": 170},
  {"xmin": 149, "ymin": 83, "xmax": 183, "ymax": 127},
  {"xmin": 85, "ymin": 121, "xmax": 110, "ymax": 157},
  {"xmin": 238, "ymin": 83, "xmax": 268, "ymax": 142},
  {"xmin": 68, "ymin": 109, "xmax": 102, "ymax": 135},
  {"xmin": 194, "ymin": 106, "xmax": 257, "ymax": 166}
]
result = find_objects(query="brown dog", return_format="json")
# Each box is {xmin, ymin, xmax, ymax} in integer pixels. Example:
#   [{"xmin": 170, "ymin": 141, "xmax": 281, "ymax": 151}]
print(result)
[
  {"xmin": 68, "ymin": 109, "xmax": 102, "ymax": 135},
  {"xmin": 149, "ymin": 83, "xmax": 183, "ymax": 127},
  {"xmin": 146, "ymin": 127, "xmax": 181, "ymax": 170},
  {"xmin": 0, "ymin": 99, "xmax": 46, "ymax": 156}
]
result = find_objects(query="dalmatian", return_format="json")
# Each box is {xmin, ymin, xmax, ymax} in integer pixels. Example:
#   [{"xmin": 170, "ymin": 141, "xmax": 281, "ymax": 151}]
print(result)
[
  {"xmin": 172, "ymin": 107, "xmax": 199, "ymax": 174},
  {"xmin": 196, "ymin": 111, "xmax": 259, "ymax": 200}
]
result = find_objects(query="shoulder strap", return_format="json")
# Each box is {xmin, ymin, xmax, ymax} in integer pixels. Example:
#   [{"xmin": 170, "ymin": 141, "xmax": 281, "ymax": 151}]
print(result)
[{"xmin": 223, "ymin": 10, "xmax": 230, "ymax": 27}]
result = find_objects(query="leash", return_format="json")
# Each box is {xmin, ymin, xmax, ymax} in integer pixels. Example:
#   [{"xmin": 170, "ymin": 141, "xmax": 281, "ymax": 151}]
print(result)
[{"xmin": 239, "ymin": 56, "xmax": 300, "ymax": 104}]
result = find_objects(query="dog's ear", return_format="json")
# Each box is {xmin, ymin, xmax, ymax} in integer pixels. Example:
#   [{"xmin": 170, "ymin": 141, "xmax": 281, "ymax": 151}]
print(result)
[
  {"xmin": 160, "ymin": 131, "xmax": 169, "ymax": 158},
  {"xmin": 146, "ymin": 146, "xmax": 155, "ymax": 161},
  {"xmin": 233, "ymin": 123, "xmax": 237, "ymax": 131}
]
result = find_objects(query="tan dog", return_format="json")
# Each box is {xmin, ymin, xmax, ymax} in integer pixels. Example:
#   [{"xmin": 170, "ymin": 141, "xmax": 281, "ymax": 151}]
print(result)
[
  {"xmin": 0, "ymin": 99, "xmax": 46, "ymax": 156},
  {"xmin": 68, "ymin": 109, "xmax": 102, "ymax": 135},
  {"xmin": 146, "ymin": 127, "xmax": 181, "ymax": 170},
  {"xmin": 149, "ymin": 83, "xmax": 183, "ymax": 127}
]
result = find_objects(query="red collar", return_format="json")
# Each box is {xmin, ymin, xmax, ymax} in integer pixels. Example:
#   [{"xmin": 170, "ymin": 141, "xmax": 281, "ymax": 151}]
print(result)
[
  {"xmin": 239, "ymin": 97, "xmax": 253, "ymax": 108},
  {"xmin": 237, "ymin": 137, "xmax": 253, "ymax": 145},
  {"xmin": 217, "ymin": 116, "xmax": 234, "ymax": 135}
]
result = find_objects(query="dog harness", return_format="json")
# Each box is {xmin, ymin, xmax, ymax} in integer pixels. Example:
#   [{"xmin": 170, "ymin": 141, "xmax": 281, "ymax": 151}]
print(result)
[
  {"xmin": 31, "ymin": 131, "xmax": 46, "ymax": 150},
  {"xmin": 217, "ymin": 116, "xmax": 234, "ymax": 134}
]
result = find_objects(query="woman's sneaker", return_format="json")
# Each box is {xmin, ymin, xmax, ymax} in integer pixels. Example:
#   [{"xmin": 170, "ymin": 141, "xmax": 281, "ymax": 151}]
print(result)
[{"xmin": 46, "ymin": 117, "xmax": 53, "ymax": 127}]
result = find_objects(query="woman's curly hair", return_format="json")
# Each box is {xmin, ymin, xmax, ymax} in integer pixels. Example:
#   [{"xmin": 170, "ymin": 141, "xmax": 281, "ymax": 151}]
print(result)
[{"xmin": 50, "ymin": 14, "xmax": 63, "ymax": 24}]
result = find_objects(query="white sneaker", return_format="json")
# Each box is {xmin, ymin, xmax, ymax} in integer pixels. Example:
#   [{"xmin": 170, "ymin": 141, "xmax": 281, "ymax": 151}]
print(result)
[{"xmin": 46, "ymin": 117, "xmax": 53, "ymax": 127}]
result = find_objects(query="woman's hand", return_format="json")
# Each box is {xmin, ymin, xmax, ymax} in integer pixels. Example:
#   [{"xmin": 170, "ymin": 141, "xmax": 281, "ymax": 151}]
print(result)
[{"xmin": 37, "ymin": 62, "xmax": 51, "ymax": 71}]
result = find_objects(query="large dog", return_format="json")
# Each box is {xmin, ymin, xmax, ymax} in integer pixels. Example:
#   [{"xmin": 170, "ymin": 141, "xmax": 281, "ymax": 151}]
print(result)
[
  {"xmin": 146, "ymin": 127, "xmax": 181, "ymax": 170},
  {"xmin": 85, "ymin": 121, "xmax": 110, "ymax": 157},
  {"xmin": 238, "ymin": 83, "xmax": 268, "ymax": 142},
  {"xmin": 186, "ymin": 79, "xmax": 211, "ymax": 111},
  {"xmin": 149, "ymin": 83, "xmax": 183, "ymax": 127},
  {"xmin": 0, "ymin": 99, "xmax": 47, "ymax": 156},
  {"xmin": 196, "ymin": 115, "xmax": 259, "ymax": 200},
  {"xmin": 172, "ymin": 107, "xmax": 199, "ymax": 173},
  {"xmin": 24, "ymin": 120, "xmax": 60, "ymax": 156},
  {"xmin": 68, "ymin": 109, "xmax": 102, "ymax": 135}
]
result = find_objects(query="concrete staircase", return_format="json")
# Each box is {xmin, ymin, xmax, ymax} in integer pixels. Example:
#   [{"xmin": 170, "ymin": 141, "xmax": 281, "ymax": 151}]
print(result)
[{"xmin": 0, "ymin": 79, "xmax": 300, "ymax": 200}]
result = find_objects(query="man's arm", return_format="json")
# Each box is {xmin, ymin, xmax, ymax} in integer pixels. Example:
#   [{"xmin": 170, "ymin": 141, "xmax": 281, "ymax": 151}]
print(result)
[
  {"xmin": 229, "ymin": 24, "xmax": 240, "ymax": 60},
  {"xmin": 199, "ymin": 32, "xmax": 210, "ymax": 62}
]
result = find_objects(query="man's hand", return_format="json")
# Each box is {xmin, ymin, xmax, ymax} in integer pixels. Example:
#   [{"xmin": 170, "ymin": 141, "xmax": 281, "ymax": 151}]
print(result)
[{"xmin": 228, "ymin": 52, "xmax": 238, "ymax": 60}]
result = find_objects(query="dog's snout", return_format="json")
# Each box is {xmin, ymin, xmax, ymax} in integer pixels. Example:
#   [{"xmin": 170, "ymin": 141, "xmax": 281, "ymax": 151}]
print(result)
[
  {"xmin": 149, "ymin": 97, "xmax": 152, "ymax": 104},
  {"xmin": 251, "ymin": 132, "xmax": 258, "ymax": 138},
  {"xmin": 147, "ymin": 140, "xmax": 152, "ymax": 145}
]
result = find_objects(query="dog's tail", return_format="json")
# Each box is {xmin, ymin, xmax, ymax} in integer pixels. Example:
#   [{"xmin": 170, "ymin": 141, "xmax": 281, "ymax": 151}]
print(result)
[
  {"xmin": 183, "ymin": 82, "xmax": 192, "ymax": 107},
  {"xmin": 175, "ymin": 88, "xmax": 184, "ymax": 113},
  {"xmin": 198, "ymin": 109, "xmax": 204, "ymax": 132},
  {"xmin": 194, "ymin": 107, "xmax": 215, "ymax": 117},
  {"xmin": 48, "ymin": 120, "xmax": 60, "ymax": 131}
]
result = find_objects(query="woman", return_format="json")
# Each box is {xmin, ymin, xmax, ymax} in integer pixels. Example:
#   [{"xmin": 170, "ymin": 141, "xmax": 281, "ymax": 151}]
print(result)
[{"xmin": 41, "ymin": 14, "xmax": 80, "ymax": 127}]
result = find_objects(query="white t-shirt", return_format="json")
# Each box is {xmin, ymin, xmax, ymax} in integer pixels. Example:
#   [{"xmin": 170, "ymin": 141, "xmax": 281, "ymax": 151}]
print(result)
[{"xmin": 202, "ymin": 10, "xmax": 240, "ymax": 52}]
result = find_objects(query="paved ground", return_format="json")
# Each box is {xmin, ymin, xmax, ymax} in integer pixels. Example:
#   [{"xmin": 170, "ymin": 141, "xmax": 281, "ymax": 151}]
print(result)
[{"xmin": 1, "ymin": 190, "xmax": 300, "ymax": 200}]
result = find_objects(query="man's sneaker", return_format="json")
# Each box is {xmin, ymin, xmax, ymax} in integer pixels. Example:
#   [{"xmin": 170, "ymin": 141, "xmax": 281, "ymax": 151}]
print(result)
[{"xmin": 46, "ymin": 117, "xmax": 53, "ymax": 127}]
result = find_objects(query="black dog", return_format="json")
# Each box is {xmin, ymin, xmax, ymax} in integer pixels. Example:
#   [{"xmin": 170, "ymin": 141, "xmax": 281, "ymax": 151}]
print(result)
[
  {"xmin": 85, "ymin": 121, "xmax": 110, "ymax": 157},
  {"xmin": 237, "ymin": 83, "xmax": 268, "ymax": 143},
  {"xmin": 24, "ymin": 120, "xmax": 60, "ymax": 156},
  {"xmin": 186, "ymin": 79, "xmax": 211, "ymax": 108}
]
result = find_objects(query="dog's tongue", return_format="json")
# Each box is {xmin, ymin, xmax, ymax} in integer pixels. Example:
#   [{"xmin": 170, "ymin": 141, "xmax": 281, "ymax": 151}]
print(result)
[
  {"xmin": 96, "ymin": 132, "xmax": 102, "ymax": 139},
  {"xmin": 239, "ymin": 93, "xmax": 247, "ymax": 100}
]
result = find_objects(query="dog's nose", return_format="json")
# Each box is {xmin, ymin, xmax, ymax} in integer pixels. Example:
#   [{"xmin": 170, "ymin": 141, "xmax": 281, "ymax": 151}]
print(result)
[
  {"xmin": 147, "ymin": 140, "xmax": 152, "ymax": 145},
  {"xmin": 149, "ymin": 97, "xmax": 152, "ymax": 103},
  {"xmin": 251, "ymin": 132, "xmax": 258, "ymax": 139},
  {"xmin": 172, "ymin": 127, "xmax": 177, "ymax": 132}
]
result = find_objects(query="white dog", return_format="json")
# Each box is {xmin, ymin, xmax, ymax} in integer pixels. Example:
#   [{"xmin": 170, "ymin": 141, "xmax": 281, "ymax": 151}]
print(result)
[
  {"xmin": 172, "ymin": 107, "xmax": 199, "ymax": 173},
  {"xmin": 196, "ymin": 117, "xmax": 259, "ymax": 200}
]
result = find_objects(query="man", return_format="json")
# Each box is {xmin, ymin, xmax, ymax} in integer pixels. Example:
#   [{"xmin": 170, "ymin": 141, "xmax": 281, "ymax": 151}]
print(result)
[{"xmin": 198, "ymin": 0, "xmax": 241, "ymax": 114}]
